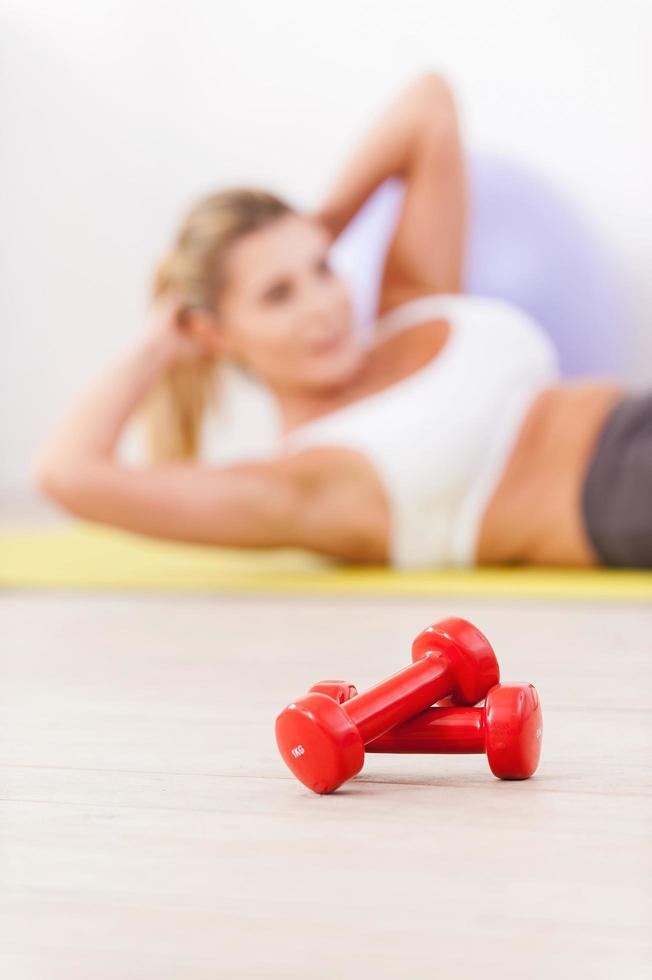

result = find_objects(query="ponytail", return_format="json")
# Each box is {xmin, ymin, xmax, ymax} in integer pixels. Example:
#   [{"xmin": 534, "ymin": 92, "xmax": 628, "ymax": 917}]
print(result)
[{"xmin": 137, "ymin": 252, "xmax": 221, "ymax": 463}]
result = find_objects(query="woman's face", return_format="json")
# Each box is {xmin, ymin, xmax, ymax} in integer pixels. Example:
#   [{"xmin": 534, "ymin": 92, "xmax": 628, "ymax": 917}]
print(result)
[{"xmin": 214, "ymin": 213, "xmax": 362, "ymax": 394}]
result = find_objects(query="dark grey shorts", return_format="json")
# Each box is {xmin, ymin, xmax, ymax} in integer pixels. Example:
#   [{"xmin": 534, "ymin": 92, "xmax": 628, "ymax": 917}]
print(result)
[{"xmin": 581, "ymin": 390, "xmax": 652, "ymax": 568}]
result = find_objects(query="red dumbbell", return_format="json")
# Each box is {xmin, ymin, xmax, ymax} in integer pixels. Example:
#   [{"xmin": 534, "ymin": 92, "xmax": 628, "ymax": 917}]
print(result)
[
  {"xmin": 310, "ymin": 680, "xmax": 542, "ymax": 779},
  {"xmin": 275, "ymin": 617, "xmax": 500, "ymax": 794}
]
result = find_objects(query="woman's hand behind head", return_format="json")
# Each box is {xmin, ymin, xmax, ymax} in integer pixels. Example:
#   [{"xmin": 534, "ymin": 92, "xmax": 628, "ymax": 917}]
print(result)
[{"xmin": 144, "ymin": 293, "xmax": 219, "ymax": 367}]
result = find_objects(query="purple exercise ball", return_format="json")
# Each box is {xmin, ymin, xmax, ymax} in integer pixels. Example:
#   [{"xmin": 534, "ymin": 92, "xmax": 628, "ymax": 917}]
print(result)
[{"xmin": 328, "ymin": 152, "xmax": 628, "ymax": 377}]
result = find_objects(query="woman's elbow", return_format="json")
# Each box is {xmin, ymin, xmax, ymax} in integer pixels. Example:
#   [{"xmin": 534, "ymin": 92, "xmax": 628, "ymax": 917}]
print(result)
[
  {"xmin": 33, "ymin": 455, "xmax": 57, "ymax": 496},
  {"xmin": 32, "ymin": 456, "xmax": 80, "ymax": 509}
]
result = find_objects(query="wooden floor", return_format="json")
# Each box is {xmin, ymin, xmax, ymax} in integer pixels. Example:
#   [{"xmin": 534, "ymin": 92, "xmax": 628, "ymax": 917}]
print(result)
[{"xmin": 1, "ymin": 588, "xmax": 651, "ymax": 979}]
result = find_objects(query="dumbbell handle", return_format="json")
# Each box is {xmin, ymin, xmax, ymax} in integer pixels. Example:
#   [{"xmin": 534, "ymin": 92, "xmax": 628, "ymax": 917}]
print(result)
[
  {"xmin": 341, "ymin": 652, "xmax": 454, "ymax": 744},
  {"xmin": 367, "ymin": 706, "xmax": 485, "ymax": 754}
]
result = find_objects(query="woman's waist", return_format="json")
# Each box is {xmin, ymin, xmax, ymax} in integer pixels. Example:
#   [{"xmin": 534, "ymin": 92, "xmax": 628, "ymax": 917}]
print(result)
[
  {"xmin": 476, "ymin": 380, "xmax": 627, "ymax": 562},
  {"xmin": 508, "ymin": 381, "xmax": 627, "ymax": 476}
]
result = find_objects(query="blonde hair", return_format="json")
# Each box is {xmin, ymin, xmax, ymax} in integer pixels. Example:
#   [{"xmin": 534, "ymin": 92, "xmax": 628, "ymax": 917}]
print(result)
[{"xmin": 138, "ymin": 187, "xmax": 295, "ymax": 463}]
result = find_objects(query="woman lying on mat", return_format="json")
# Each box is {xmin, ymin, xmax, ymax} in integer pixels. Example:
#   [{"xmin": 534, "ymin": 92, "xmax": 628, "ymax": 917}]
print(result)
[{"xmin": 34, "ymin": 73, "xmax": 651, "ymax": 569}]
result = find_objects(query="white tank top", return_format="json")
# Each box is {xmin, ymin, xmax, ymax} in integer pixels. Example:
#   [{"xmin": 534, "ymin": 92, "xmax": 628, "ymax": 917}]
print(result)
[{"xmin": 278, "ymin": 293, "xmax": 560, "ymax": 568}]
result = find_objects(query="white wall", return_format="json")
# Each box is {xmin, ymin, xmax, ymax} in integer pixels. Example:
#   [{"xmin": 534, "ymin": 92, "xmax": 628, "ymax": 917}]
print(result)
[{"xmin": 2, "ymin": 0, "xmax": 651, "ymax": 488}]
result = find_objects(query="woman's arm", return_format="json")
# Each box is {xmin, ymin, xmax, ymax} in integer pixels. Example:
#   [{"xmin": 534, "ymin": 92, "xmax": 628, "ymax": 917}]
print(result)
[
  {"xmin": 34, "ymin": 294, "xmax": 205, "ymax": 473},
  {"xmin": 35, "ymin": 339, "xmax": 172, "ymax": 471},
  {"xmin": 312, "ymin": 71, "xmax": 459, "ymax": 242},
  {"xmin": 36, "ymin": 452, "xmax": 306, "ymax": 550},
  {"xmin": 32, "ymin": 333, "xmax": 304, "ymax": 549}
]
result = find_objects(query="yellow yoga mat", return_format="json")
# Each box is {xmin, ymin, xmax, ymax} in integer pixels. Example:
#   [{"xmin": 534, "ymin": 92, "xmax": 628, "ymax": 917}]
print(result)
[{"xmin": 1, "ymin": 520, "xmax": 651, "ymax": 600}]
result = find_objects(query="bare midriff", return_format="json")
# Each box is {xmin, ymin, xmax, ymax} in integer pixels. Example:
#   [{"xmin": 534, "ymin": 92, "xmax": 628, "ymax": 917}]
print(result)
[{"xmin": 475, "ymin": 380, "xmax": 626, "ymax": 566}]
